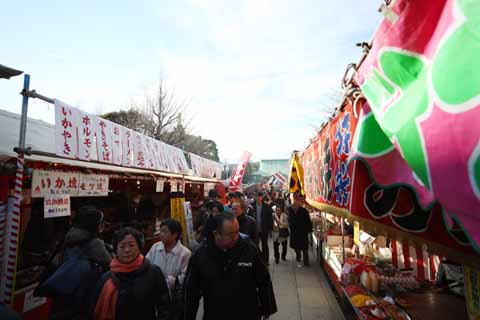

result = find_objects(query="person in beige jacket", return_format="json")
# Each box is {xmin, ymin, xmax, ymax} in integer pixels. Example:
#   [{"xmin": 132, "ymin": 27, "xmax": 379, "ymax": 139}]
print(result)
[{"xmin": 272, "ymin": 206, "xmax": 289, "ymax": 264}]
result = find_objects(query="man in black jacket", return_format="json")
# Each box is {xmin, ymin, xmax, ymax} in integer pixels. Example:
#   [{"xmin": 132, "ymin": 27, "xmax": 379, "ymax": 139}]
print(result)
[
  {"xmin": 231, "ymin": 193, "xmax": 258, "ymax": 246},
  {"xmin": 250, "ymin": 192, "xmax": 274, "ymax": 264},
  {"xmin": 185, "ymin": 212, "xmax": 277, "ymax": 320}
]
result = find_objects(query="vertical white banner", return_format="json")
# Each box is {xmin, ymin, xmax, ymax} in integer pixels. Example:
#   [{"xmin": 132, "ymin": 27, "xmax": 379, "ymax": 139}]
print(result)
[
  {"xmin": 144, "ymin": 137, "xmax": 156, "ymax": 170},
  {"xmin": 111, "ymin": 123, "xmax": 123, "ymax": 165},
  {"xmin": 76, "ymin": 110, "xmax": 94, "ymax": 161},
  {"xmin": 121, "ymin": 127, "xmax": 134, "ymax": 167},
  {"xmin": 151, "ymin": 139, "xmax": 162, "ymax": 171},
  {"xmin": 94, "ymin": 118, "xmax": 113, "ymax": 163},
  {"xmin": 133, "ymin": 132, "xmax": 146, "ymax": 168},
  {"xmin": 54, "ymin": 100, "xmax": 78, "ymax": 159},
  {"xmin": 160, "ymin": 142, "xmax": 174, "ymax": 172},
  {"xmin": 170, "ymin": 146, "xmax": 188, "ymax": 174}
]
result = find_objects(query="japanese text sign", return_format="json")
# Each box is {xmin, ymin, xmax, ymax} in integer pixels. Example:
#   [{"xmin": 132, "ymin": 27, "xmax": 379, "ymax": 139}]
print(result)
[
  {"xmin": 44, "ymin": 194, "xmax": 71, "ymax": 218},
  {"xmin": 54, "ymin": 100, "xmax": 77, "ymax": 159},
  {"xmin": 32, "ymin": 170, "xmax": 109, "ymax": 198}
]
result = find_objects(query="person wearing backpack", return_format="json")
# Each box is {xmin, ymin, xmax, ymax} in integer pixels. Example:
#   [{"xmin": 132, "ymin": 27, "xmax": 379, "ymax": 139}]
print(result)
[
  {"xmin": 92, "ymin": 227, "xmax": 171, "ymax": 320},
  {"xmin": 35, "ymin": 205, "xmax": 112, "ymax": 320}
]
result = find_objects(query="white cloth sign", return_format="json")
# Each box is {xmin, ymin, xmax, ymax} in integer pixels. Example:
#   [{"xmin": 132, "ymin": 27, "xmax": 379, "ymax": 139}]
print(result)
[
  {"xmin": 168, "ymin": 145, "xmax": 189, "ymax": 174},
  {"xmin": 32, "ymin": 170, "xmax": 79, "ymax": 198},
  {"xmin": 145, "ymin": 137, "xmax": 156, "ymax": 170},
  {"xmin": 111, "ymin": 123, "xmax": 123, "ymax": 165},
  {"xmin": 44, "ymin": 194, "xmax": 71, "ymax": 218},
  {"xmin": 53, "ymin": 101, "xmax": 221, "ymax": 178},
  {"xmin": 32, "ymin": 170, "xmax": 109, "ymax": 197},
  {"xmin": 156, "ymin": 179, "xmax": 165, "ymax": 192},
  {"xmin": 76, "ymin": 110, "xmax": 95, "ymax": 161},
  {"xmin": 189, "ymin": 153, "xmax": 223, "ymax": 178},
  {"xmin": 94, "ymin": 118, "xmax": 113, "ymax": 163},
  {"xmin": 121, "ymin": 127, "xmax": 134, "ymax": 167},
  {"xmin": 54, "ymin": 100, "xmax": 78, "ymax": 159},
  {"xmin": 170, "ymin": 181, "xmax": 178, "ymax": 192},
  {"xmin": 78, "ymin": 174, "xmax": 109, "ymax": 196},
  {"xmin": 133, "ymin": 132, "xmax": 146, "ymax": 168}
]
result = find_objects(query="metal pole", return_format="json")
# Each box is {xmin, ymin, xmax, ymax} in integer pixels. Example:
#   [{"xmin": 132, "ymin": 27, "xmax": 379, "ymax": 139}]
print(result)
[
  {"xmin": 341, "ymin": 217, "xmax": 346, "ymax": 265},
  {"xmin": 18, "ymin": 74, "xmax": 30, "ymax": 150}
]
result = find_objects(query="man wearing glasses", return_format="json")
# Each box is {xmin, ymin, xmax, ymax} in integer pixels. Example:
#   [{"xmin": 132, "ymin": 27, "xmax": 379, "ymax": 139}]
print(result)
[{"xmin": 184, "ymin": 212, "xmax": 277, "ymax": 320}]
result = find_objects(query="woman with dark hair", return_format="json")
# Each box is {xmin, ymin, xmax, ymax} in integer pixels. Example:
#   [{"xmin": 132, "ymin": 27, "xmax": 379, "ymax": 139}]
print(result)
[
  {"xmin": 147, "ymin": 219, "xmax": 191, "ymax": 320},
  {"xmin": 92, "ymin": 227, "xmax": 171, "ymax": 320}
]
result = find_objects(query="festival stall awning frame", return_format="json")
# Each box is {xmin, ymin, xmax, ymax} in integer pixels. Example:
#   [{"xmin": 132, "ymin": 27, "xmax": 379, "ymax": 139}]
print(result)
[{"xmin": 305, "ymin": 198, "xmax": 480, "ymax": 268}]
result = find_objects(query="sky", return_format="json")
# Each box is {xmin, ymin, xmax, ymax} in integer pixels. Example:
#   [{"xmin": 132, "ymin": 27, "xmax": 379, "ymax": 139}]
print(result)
[{"xmin": 0, "ymin": 0, "xmax": 382, "ymax": 163}]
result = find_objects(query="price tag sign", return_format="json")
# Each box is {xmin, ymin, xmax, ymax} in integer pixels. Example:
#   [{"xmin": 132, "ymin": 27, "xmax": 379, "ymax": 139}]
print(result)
[
  {"xmin": 156, "ymin": 179, "xmax": 164, "ymax": 192},
  {"xmin": 44, "ymin": 194, "xmax": 71, "ymax": 218}
]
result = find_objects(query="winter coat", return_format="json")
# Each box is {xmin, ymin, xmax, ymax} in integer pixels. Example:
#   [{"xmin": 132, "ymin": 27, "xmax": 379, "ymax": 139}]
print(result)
[
  {"xmin": 248, "ymin": 202, "xmax": 274, "ymax": 234},
  {"xmin": 63, "ymin": 227, "xmax": 112, "ymax": 268},
  {"xmin": 273, "ymin": 212, "xmax": 289, "ymax": 243},
  {"xmin": 288, "ymin": 206, "xmax": 313, "ymax": 250},
  {"xmin": 46, "ymin": 227, "xmax": 112, "ymax": 320},
  {"xmin": 185, "ymin": 238, "xmax": 277, "ymax": 320},
  {"xmin": 92, "ymin": 258, "xmax": 171, "ymax": 320},
  {"xmin": 237, "ymin": 213, "xmax": 259, "ymax": 245}
]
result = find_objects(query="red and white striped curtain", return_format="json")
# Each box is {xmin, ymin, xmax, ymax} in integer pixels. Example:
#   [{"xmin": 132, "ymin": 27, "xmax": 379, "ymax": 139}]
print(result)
[{"xmin": 391, "ymin": 240, "xmax": 441, "ymax": 281}]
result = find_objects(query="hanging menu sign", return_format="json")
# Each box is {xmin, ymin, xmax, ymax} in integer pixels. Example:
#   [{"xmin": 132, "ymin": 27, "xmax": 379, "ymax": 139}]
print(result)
[
  {"xmin": 32, "ymin": 170, "xmax": 79, "ymax": 197},
  {"xmin": 156, "ymin": 179, "xmax": 165, "ymax": 192},
  {"xmin": 78, "ymin": 174, "xmax": 109, "ymax": 196},
  {"xmin": 32, "ymin": 170, "xmax": 109, "ymax": 198},
  {"xmin": 44, "ymin": 194, "xmax": 71, "ymax": 218}
]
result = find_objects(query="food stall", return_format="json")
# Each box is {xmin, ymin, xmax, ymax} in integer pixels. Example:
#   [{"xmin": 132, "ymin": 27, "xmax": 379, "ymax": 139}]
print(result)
[
  {"xmin": 0, "ymin": 92, "xmax": 223, "ymax": 319},
  {"xmin": 290, "ymin": 1, "xmax": 480, "ymax": 318}
]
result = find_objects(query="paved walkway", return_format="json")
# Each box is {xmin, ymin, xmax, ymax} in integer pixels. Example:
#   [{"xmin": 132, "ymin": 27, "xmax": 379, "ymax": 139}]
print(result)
[{"xmin": 268, "ymin": 245, "xmax": 345, "ymax": 320}]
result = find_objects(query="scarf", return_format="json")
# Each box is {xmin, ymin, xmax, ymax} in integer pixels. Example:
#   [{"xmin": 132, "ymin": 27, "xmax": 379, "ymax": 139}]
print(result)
[{"xmin": 94, "ymin": 255, "xmax": 144, "ymax": 320}]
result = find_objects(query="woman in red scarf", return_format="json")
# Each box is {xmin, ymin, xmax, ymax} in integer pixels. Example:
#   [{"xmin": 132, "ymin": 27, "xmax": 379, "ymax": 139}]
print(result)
[{"xmin": 93, "ymin": 227, "xmax": 171, "ymax": 320}]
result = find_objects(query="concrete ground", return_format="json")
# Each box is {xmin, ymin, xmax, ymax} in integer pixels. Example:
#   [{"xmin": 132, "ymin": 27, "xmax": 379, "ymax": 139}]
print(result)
[
  {"xmin": 268, "ymin": 246, "xmax": 345, "ymax": 320},
  {"xmin": 196, "ymin": 243, "xmax": 345, "ymax": 320}
]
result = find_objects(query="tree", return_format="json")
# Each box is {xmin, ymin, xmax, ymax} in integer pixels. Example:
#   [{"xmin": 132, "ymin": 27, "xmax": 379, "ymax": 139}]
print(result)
[
  {"xmin": 101, "ymin": 79, "xmax": 220, "ymax": 162},
  {"xmin": 102, "ymin": 109, "xmax": 155, "ymax": 135},
  {"xmin": 147, "ymin": 79, "xmax": 191, "ymax": 145}
]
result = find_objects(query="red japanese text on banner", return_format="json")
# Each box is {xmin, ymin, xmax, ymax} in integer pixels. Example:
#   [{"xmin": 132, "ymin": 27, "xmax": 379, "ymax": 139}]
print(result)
[
  {"xmin": 94, "ymin": 118, "xmax": 113, "ymax": 163},
  {"xmin": 44, "ymin": 194, "xmax": 71, "ymax": 218},
  {"xmin": 76, "ymin": 110, "xmax": 95, "ymax": 161},
  {"xmin": 144, "ymin": 137, "xmax": 156, "ymax": 170},
  {"xmin": 133, "ymin": 132, "xmax": 146, "ymax": 168},
  {"xmin": 31, "ymin": 170, "xmax": 79, "ymax": 198},
  {"xmin": 121, "ymin": 127, "xmax": 134, "ymax": 167},
  {"xmin": 54, "ymin": 100, "xmax": 78, "ymax": 159}
]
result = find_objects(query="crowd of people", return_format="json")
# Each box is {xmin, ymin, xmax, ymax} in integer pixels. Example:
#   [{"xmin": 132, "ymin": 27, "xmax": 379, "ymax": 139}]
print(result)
[{"xmin": 14, "ymin": 189, "xmax": 314, "ymax": 320}]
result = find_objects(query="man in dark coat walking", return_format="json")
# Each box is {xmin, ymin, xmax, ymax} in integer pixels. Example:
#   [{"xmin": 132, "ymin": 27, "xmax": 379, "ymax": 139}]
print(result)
[
  {"xmin": 185, "ymin": 212, "xmax": 277, "ymax": 320},
  {"xmin": 288, "ymin": 199, "xmax": 313, "ymax": 267},
  {"xmin": 250, "ymin": 191, "xmax": 274, "ymax": 264}
]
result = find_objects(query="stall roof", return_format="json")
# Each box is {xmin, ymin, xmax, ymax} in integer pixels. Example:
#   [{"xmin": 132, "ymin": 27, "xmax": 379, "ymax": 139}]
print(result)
[
  {"xmin": 26, "ymin": 154, "xmax": 220, "ymax": 183},
  {"xmin": 26, "ymin": 154, "xmax": 184, "ymax": 179}
]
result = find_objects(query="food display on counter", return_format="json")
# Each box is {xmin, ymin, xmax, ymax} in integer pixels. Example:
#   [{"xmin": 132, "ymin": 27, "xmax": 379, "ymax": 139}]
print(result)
[{"xmin": 344, "ymin": 285, "xmax": 412, "ymax": 320}]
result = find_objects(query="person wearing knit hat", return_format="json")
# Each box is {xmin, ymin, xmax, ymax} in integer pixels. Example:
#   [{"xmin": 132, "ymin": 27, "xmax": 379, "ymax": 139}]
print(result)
[{"xmin": 72, "ymin": 205, "xmax": 104, "ymax": 235}]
